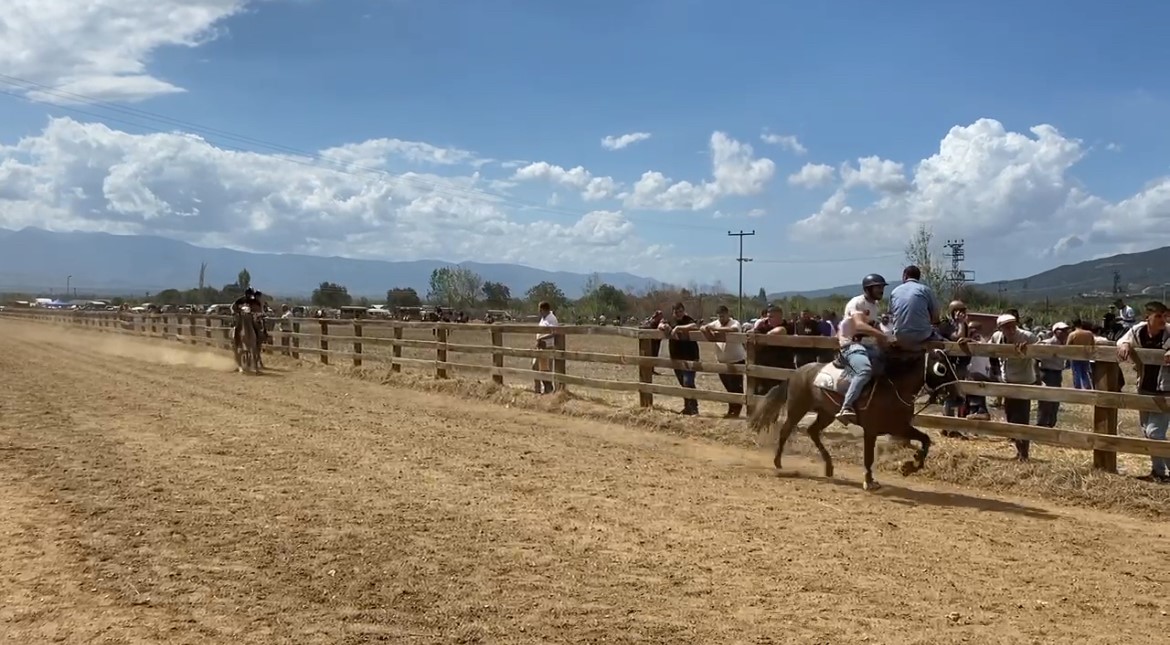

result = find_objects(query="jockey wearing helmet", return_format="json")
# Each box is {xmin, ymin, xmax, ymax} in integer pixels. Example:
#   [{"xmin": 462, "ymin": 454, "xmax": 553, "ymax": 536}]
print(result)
[
  {"xmin": 231, "ymin": 288, "xmax": 262, "ymax": 350},
  {"xmin": 835, "ymin": 274, "xmax": 891, "ymax": 425}
]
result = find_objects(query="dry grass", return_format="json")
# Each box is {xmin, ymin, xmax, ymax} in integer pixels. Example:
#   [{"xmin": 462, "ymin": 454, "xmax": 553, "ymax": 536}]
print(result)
[{"xmin": 289, "ymin": 322, "xmax": 1170, "ymax": 519}]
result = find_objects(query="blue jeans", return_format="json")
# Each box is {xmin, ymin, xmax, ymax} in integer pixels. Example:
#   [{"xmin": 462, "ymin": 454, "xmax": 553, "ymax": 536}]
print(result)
[
  {"xmin": 1071, "ymin": 361, "xmax": 1092, "ymax": 389},
  {"xmin": 1036, "ymin": 368, "xmax": 1063, "ymax": 428},
  {"xmin": 674, "ymin": 369, "xmax": 698, "ymax": 412},
  {"xmin": 841, "ymin": 343, "xmax": 884, "ymax": 410},
  {"xmin": 1139, "ymin": 409, "xmax": 1170, "ymax": 476}
]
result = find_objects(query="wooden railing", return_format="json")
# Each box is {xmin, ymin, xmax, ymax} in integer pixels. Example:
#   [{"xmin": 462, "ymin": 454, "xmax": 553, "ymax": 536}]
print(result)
[{"xmin": 8, "ymin": 309, "xmax": 1170, "ymax": 473}]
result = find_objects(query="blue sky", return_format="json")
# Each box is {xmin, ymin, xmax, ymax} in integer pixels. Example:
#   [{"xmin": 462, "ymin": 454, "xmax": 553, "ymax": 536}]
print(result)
[{"xmin": 2, "ymin": 0, "xmax": 1170, "ymax": 292}]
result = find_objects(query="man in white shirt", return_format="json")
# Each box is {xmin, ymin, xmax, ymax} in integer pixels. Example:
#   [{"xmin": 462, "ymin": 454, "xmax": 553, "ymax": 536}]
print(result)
[
  {"xmin": 990, "ymin": 313, "xmax": 1038, "ymax": 460},
  {"xmin": 836, "ymin": 274, "xmax": 891, "ymax": 425},
  {"xmin": 701, "ymin": 305, "xmax": 747, "ymax": 418},
  {"xmin": 533, "ymin": 301, "xmax": 558, "ymax": 394}
]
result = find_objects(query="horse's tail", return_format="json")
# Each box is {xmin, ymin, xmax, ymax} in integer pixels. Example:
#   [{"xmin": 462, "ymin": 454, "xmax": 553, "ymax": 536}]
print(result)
[{"xmin": 747, "ymin": 385, "xmax": 788, "ymax": 432}]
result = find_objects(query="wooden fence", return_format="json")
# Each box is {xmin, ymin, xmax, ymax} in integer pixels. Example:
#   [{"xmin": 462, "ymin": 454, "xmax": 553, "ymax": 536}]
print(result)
[{"xmin": 7, "ymin": 309, "xmax": 1170, "ymax": 474}]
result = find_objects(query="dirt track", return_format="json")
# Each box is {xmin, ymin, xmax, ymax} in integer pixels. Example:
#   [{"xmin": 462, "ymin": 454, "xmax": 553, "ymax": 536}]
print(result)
[{"xmin": 1, "ymin": 320, "xmax": 1167, "ymax": 644}]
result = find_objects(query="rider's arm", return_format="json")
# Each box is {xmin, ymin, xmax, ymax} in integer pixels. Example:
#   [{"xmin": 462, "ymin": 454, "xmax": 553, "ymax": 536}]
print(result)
[{"xmin": 850, "ymin": 313, "xmax": 886, "ymax": 338}]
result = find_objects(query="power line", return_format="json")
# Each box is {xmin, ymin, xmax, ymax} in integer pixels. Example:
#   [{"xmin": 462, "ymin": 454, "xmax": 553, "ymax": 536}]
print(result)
[{"xmin": 728, "ymin": 230, "xmax": 755, "ymax": 321}]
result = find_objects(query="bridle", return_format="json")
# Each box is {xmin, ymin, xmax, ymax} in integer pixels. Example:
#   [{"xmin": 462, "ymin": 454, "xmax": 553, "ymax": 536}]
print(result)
[{"xmin": 890, "ymin": 348, "xmax": 961, "ymax": 417}]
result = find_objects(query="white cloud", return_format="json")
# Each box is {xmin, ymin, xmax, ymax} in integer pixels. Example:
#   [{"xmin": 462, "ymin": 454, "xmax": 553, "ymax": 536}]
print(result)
[
  {"xmin": 0, "ymin": 0, "xmax": 250, "ymax": 103},
  {"xmin": 601, "ymin": 132, "xmax": 652, "ymax": 151},
  {"xmin": 320, "ymin": 138, "xmax": 489, "ymax": 168},
  {"xmin": 760, "ymin": 132, "xmax": 807, "ymax": 155},
  {"xmin": 511, "ymin": 162, "xmax": 618, "ymax": 201},
  {"xmin": 624, "ymin": 131, "xmax": 776, "ymax": 211},
  {"xmin": 787, "ymin": 118, "xmax": 1170, "ymax": 264},
  {"xmin": 788, "ymin": 163, "xmax": 835, "ymax": 188},
  {"xmin": 0, "ymin": 117, "xmax": 669, "ymax": 274}
]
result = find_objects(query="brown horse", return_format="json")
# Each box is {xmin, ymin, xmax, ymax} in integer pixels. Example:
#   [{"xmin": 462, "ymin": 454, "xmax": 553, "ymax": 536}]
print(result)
[
  {"xmin": 748, "ymin": 347, "xmax": 961, "ymax": 491},
  {"xmin": 234, "ymin": 308, "xmax": 262, "ymax": 373}
]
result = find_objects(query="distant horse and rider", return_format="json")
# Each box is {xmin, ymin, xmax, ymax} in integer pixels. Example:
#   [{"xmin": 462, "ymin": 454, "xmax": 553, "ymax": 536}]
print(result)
[
  {"xmin": 749, "ymin": 268, "xmax": 963, "ymax": 491},
  {"xmin": 231, "ymin": 287, "xmax": 269, "ymax": 373}
]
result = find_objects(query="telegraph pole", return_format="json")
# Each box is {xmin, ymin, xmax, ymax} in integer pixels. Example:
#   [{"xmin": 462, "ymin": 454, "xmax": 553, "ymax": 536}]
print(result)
[
  {"xmin": 728, "ymin": 230, "xmax": 755, "ymax": 322},
  {"xmin": 942, "ymin": 239, "xmax": 974, "ymax": 299}
]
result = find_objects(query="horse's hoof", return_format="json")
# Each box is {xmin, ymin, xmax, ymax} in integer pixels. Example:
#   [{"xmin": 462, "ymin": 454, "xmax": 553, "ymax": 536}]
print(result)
[
  {"xmin": 824, "ymin": 465, "xmax": 834, "ymax": 478},
  {"xmin": 863, "ymin": 480, "xmax": 882, "ymax": 491}
]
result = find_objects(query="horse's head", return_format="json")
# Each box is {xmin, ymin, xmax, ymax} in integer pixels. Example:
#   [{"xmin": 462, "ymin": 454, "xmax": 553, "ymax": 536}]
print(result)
[{"xmin": 924, "ymin": 348, "xmax": 961, "ymax": 398}]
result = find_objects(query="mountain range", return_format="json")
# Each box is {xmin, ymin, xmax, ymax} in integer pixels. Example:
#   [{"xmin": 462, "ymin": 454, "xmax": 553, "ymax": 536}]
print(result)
[
  {"xmin": 0, "ymin": 228, "xmax": 658, "ymax": 298},
  {"xmin": 770, "ymin": 245, "xmax": 1170, "ymax": 301}
]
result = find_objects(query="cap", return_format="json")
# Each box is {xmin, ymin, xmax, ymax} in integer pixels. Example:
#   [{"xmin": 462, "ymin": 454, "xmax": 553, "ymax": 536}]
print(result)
[
  {"xmin": 1051, "ymin": 321, "xmax": 1071, "ymax": 332},
  {"xmin": 996, "ymin": 313, "xmax": 1017, "ymax": 327}
]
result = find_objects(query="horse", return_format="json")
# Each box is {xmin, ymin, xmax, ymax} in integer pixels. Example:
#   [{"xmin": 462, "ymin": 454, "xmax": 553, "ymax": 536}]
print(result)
[
  {"xmin": 748, "ymin": 346, "xmax": 961, "ymax": 491},
  {"xmin": 234, "ymin": 306, "xmax": 263, "ymax": 373}
]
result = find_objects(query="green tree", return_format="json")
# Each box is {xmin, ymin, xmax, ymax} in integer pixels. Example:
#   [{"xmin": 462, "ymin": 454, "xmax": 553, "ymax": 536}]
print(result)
[
  {"xmin": 312, "ymin": 281, "xmax": 353, "ymax": 308},
  {"xmin": 386, "ymin": 287, "xmax": 422, "ymax": 308},
  {"xmin": 427, "ymin": 267, "xmax": 483, "ymax": 309},
  {"xmin": 237, "ymin": 268, "xmax": 251, "ymax": 291},
  {"xmin": 904, "ymin": 223, "xmax": 949, "ymax": 300},
  {"xmin": 526, "ymin": 281, "xmax": 567, "ymax": 309},
  {"xmin": 153, "ymin": 288, "xmax": 184, "ymax": 305},
  {"xmin": 589, "ymin": 283, "xmax": 628, "ymax": 315},
  {"xmin": 755, "ymin": 287, "xmax": 768, "ymax": 307},
  {"xmin": 481, "ymin": 281, "xmax": 512, "ymax": 308}
]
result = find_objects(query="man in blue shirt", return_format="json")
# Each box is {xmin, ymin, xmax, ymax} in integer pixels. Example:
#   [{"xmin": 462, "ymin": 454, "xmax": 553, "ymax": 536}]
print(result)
[{"xmin": 888, "ymin": 265, "xmax": 942, "ymax": 346}]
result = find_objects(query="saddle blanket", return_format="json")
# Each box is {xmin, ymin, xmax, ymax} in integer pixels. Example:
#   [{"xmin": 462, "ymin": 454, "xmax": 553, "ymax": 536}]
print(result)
[{"xmin": 813, "ymin": 363, "xmax": 852, "ymax": 395}]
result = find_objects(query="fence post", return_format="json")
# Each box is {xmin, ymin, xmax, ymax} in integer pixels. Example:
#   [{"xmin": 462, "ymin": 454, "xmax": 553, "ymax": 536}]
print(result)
[
  {"xmin": 352, "ymin": 321, "xmax": 363, "ymax": 367},
  {"xmin": 553, "ymin": 334, "xmax": 567, "ymax": 392},
  {"xmin": 637, "ymin": 336, "xmax": 654, "ymax": 408},
  {"xmin": 1091, "ymin": 361, "xmax": 1122, "ymax": 473},
  {"xmin": 150, "ymin": 315, "xmax": 157, "ymax": 336},
  {"xmin": 319, "ymin": 319, "xmax": 329, "ymax": 365},
  {"xmin": 188, "ymin": 314, "xmax": 196, "ymax": 344},
  {"xmin": 490, "ymin": 328, "xmax": 505, "ymax": 385},
  {"xmin": 744, "ymin": 336, "xmax": 759, "ymax": 417},
  {"xmin": 204, "ymin": 316, "xmax": 212, "ymax": 346},
  {"xmin": 391, "ymin": 325, "xmax": 403, "ymax": 373},
  {"xmin": 435, "ymin": 326, "xmax": 449, "ymax": 378},
  {"xmin": 292, "ymin": 321, "xmax": 301, "ymax": 359}
]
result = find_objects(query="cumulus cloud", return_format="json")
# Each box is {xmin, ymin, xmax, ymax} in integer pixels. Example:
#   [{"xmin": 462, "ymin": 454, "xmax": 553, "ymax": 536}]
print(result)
[
  {"xmin": 788, "ymin": 118, "xmax": 1170, "ymax": 264},
  {"xmin": 320, "ymin": 138, "xmax": 490, "ymax": 168},
  {"xmin": 0, "ymin": 117, "xmax": 668, "ymax": 274},
  {"xmin": 760, "ymin": 131, "xmax": 807, "ymax": 155},
  {"xmin": 601, "ymin": 132, "xmax": 651, "ymax": 151},
  {"xmin": 0, "ymin": 0, "xmax": 251, "ymax": 103},
  {"xmin": 510, "ymin": 161, "xmax": 618, "ymax": 201},
  {"xmin": 788, "ymin": 163, "xmax": 835, "ymax": 188},
  {"xmin": 624, "ymin": 132, "xmax": 776, "ymax": 211}
]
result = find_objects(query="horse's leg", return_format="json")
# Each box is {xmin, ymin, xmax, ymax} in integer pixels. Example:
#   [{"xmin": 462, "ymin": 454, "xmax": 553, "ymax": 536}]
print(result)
[
  {"xmin": 898, "ymin": 425, "xmax": 932, "ymax": 476},
  {"xmin": 772, "ymin": 391, "xmax": 811, "ymax": 470},
  {"xmin": 804, "ymin": 412, "xmax": 837, "ymax": 478},
  {"xmin": 861, "ymin": 428, "xmax": 880, "ymax": 491}
]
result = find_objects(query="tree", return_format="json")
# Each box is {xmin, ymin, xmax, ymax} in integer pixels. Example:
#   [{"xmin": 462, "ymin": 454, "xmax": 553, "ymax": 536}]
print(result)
[
  {"xmin": 312, "ymin": 281, "xmax": 352, "ymax": 308},
  {"xmin": 755, "ymin": 287, "xmax": 768, "ymax": 307},
  {"xmin": 904, "ymin": 223, "xmax": 949, "ymax": 299},
  {"xmin": 525, "ymin": 281, "xmax": 567, "ymax": 309},
  {"xmin": 153, "ymin": 288, "xmax": 184, "ymax": 305},
  {"xmin": 237, "ymin": 268, "xmax": 251, "ymax": 291},
  {"xmin": 386, "ymin": 287, "xmax": 422, "ymax": 308},
  {"xmin": 481, "ymin": 281, "xmax": 512, "ymax": 308},
  {"xmin": 427, "ymin": 267, "xmax": 483, "ymax": 309}
]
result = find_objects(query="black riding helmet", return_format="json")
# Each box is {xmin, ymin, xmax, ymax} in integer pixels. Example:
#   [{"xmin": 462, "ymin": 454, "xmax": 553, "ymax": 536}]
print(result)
[
  {"xmin": 244, "ymin": 287, "xmax": 256, "ymax": 297},
  {"xmin": 862, "ymin": 273, "xmax": 888, "ymax": 290}
]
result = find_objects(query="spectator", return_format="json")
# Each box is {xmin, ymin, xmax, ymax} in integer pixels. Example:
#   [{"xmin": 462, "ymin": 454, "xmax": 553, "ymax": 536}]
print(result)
[
  {"xmin": 659, "ymin": 302, "xmax": 700, "ymax": 415},
  {"xmin": 533, "ymin": 301, "xmax": 558, "ymax": 394},
  {"xmin": 1116, "ymin": 301, "xmax": 1170, "ymax": 482},
  {"xmin": 964, "ymin": 322, "xmax": 992, "ymax": 420},
  {"xmin": 640, "ymin": 310, "xmax": 665, "ymax": 375},
  {"xmin": 751, "ymin": 304, "xmax": 792, "ymax": 396},
  {"xmin": 1036, "ymin": 322, "xmax": 1071, "ymax": 428},
  {"xmin": 990, "ymin": 313, "xmax": 1039, "ymax": 460},
  {"xmin": 1115, "ymin": 298, "xmax": 1137, "ymax": 329},
  {"xmin": 1066, "ymin": 319, "xmax": 1096, "ymax": 389},
  {"xmin": 793, "ymin": 309, "xmax": 822, "ymax": 368},
  {"xmin": 702, "ymin": 305, "xmax": 746, "ymax": 418},
  {"xmin": 937, "ymin": 300, "xmax": 973, "ymax": 436}
]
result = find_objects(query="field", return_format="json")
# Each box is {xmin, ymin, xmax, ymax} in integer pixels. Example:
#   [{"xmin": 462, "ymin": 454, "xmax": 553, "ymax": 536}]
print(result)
[{"xmin": 2, "ymin": 317, "xmax": 1169, "ymax": 643}]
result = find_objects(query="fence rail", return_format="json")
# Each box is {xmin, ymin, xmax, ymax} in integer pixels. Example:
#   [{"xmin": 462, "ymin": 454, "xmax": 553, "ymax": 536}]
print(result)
[{"xmin": 7, "ymin": 309, "xmax": 1169, "ymax": 472}]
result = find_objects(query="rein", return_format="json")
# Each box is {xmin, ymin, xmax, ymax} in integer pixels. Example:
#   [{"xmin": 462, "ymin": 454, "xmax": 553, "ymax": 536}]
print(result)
[{"xmin": 887, "ymin": 348, "xmax": 961, "ymax": 418}]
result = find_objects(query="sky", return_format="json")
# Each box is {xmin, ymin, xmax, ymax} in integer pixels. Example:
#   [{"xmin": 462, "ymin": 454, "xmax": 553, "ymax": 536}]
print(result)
[{"xmin": 2, "ymin": 0, "xmax": 1170, "ymax": 292}]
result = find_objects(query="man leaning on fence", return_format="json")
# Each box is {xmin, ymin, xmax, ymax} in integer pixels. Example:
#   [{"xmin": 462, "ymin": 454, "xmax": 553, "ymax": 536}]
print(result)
[
  {"xmin": 701, "ymin": 305, "xmax": 746, "ymax": 418},
  {"xmin": 659, "ymin": 302, "xmax": 700, "ymax": 416},
  {"xmin": 532, "ymin": 301, "xmax": 558, "ymax": 395},
  {"xmin": 1116, "ymin": 301, "xmax": 1170, "ymax": 482},
  {"xmin": 990, "ymin": 313, "xmax": 1038, "ymax": 461}
]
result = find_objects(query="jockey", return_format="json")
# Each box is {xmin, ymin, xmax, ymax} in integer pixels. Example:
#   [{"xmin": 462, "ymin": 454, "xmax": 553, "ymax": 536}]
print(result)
[
  {"xmin": 231, "ymin": 288, "xmax": 262, "ymax": 351},
  {"xmin": 836, "ymin": 274, "xmax": 891, "ymax": 425}
]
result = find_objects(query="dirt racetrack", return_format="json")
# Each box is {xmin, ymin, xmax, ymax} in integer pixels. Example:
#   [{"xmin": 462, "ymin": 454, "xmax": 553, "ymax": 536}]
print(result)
[{"xmin": 1, "ymin": 320, "xmax": 1167, "ymax": 644}]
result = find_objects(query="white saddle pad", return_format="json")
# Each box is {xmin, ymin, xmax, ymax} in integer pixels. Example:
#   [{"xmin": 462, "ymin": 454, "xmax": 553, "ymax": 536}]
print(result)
[{"xmin": 813, "ymin": 363, "xmax": 851, "ymax": 395}]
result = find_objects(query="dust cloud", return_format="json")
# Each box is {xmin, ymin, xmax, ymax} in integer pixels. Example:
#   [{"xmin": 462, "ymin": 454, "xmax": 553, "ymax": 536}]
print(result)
[{"xmin": 2, "ymin": 320, "xmax": 237, "ymax": 371}]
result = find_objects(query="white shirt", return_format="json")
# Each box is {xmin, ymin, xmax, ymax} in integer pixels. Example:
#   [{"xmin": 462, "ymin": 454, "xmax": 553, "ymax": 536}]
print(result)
[
  {"xmin": 838, "ymin": 295, "xmax": 880, "ymax": 347},
  {"xmin": 538, "ymin": 311, "xmax": 558, "ymax": 341},
  {"xmin": 704, "ymin": 317, "xmax": 747, "ymax": 363}
]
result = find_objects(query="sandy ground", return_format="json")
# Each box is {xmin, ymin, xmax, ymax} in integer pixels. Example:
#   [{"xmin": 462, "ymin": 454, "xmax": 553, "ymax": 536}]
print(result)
[{"xmin": 1, "ymin": 319, "xmax": 1168, "ymax": 644}]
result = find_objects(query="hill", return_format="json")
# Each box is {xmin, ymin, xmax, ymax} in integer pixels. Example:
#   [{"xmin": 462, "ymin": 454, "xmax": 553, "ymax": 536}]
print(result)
[
  {"xmin": 0, "ymin": 228, "xmax": 659, "ymax": 298},
  {"xmin": 769, "ymin": 245, "xmax": 1170, "ymax": 301}
]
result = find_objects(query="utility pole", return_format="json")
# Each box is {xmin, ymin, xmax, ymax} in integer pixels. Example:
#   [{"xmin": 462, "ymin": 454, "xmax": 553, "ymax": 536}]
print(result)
[
  {"xmin": 942, "ymin": 239, "xmax": 974, "ymax": 299},
  {"xmin": 728, "ymin": 230, "xmax": 755, "ymax": 322},
  {"xmin": 1112, "ymin": 270, "xmax": 1122, "ymax": 295}
]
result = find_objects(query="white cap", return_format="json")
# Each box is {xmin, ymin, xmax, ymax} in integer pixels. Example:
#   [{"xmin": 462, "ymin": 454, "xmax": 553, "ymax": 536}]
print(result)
[
  {"xmin": 996, "ymin": 313, "xmax": 1017, "ymax": 327},
  {"xmin": 1052, "ymin": 321, "xmax": 1071, "ymax": 332}
]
